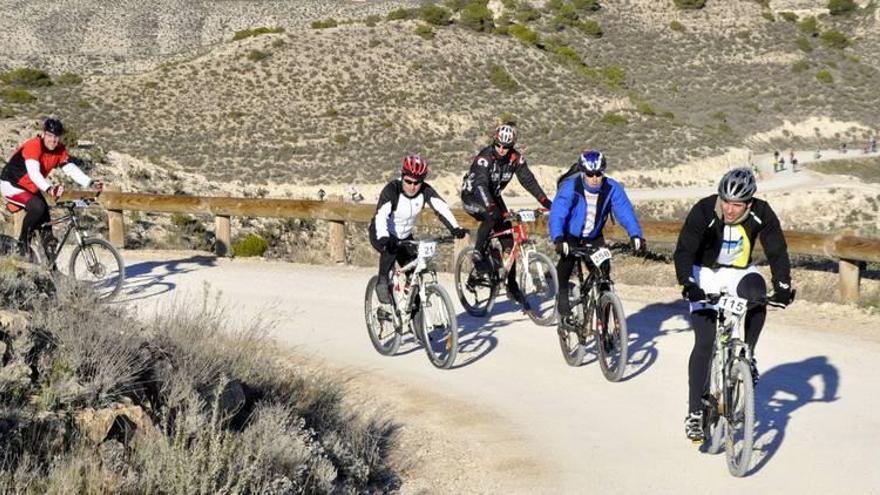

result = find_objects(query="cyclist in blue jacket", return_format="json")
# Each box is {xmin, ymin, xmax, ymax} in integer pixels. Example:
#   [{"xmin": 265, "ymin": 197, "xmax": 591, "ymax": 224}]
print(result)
[{"xmin": 549, "ymin": 150, "xmax": 645, "ymax": 329}]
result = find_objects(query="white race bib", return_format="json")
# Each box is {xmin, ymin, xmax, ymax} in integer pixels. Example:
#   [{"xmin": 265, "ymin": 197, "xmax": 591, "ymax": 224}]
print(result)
[
  {"xmin": 590, "ymin": 248, "xmax": 612, "ymax": 267},
  {"xmin": 418, "ymin": 241, "xmax": 437, "ymax": 259},
  {"xmin": 717, "ymin": 295, "xmax": 747, "ymax": 316},
  {"xmin": 517, "ymin": 210, "xmax": 535, "ymax": 223}
]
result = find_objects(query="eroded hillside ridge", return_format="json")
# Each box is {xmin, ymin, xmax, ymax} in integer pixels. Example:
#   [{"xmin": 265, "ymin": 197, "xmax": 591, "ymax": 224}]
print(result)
[{"xmin": 0, "ymin": 0, "xmax": 418, "ymax": 74}]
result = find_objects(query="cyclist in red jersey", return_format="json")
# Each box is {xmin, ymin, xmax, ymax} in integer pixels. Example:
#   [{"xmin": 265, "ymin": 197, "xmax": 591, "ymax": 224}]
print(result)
[{"xmin": 1, "ymin": 118, "xmax": 103, "ymax": 255}]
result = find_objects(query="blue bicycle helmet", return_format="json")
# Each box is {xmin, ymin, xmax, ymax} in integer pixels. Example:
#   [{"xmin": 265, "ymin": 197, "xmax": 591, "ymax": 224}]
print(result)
[{"xmin": 578, "ymin": 150, "xmax": 606, "ymax": 174}]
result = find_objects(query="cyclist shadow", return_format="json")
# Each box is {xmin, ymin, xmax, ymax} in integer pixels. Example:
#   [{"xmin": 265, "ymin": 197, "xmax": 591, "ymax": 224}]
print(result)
[
  {"xmin": 748, "ymin": 356, "xmax": 839, "ymax": 474},
  {"xmin": 116, "ymin": 255, "xmax": 217, "ymax": 302},
  {"xmin": 621, "ymin": 301, "xmax": 691, "ymax": 381}
]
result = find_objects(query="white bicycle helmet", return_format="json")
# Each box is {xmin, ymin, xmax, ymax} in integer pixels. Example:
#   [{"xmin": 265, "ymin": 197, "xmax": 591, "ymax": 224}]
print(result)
[
  {"xmin": 718, "ymin": 167, "xmax": 757, "ymax": 202},
  {"xmin": 494, "ymin": 124, "xmax": 517, "ymax": 147}
]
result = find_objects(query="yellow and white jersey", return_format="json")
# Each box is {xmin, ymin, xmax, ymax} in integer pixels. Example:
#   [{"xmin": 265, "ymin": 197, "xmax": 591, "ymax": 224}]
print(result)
[{"xmin": 716, "ymin": 224, "xmax": 752, "ymax": 268}]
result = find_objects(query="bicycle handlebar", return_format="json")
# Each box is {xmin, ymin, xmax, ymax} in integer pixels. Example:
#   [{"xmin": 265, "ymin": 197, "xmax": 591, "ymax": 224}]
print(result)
[{"xmin": 54, "ymin": 197, "xmax": 98, "ymax": 209}]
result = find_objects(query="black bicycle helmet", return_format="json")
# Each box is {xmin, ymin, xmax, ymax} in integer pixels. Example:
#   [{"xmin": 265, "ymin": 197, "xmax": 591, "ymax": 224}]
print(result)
[{"xmin": 43, "ymin": 118, "xmax": 65, "ymax": 136}]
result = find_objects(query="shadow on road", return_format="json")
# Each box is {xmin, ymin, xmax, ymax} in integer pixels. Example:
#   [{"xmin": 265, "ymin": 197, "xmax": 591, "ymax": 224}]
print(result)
[
  {"xmin": 449, "ymin": 299, "xmax": 530, "ymax": 369},
  {"xmin": 115, "ymin": 255, "xmax": 217, "ymax": 302},
  {"xmin": 749, "ymin": 356, "xmax": 840, "ymax": 475},
  {"xmin": 622, "ymin": 300, "xmax": 691, "ymax": 381}
]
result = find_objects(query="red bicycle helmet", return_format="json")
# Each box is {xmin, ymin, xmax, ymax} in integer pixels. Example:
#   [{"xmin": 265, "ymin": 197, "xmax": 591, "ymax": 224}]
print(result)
[{"xmin": 402, "ymin": 154, "xmax": 429, "ymax": 180}]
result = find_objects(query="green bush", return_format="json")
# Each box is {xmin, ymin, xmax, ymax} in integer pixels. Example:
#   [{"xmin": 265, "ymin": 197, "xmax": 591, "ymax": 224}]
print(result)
[
  {"xmin": 572, "ymin": 0, "xmax": 601, "ymax": 12},
  {"xmin": 552, "ymin": 45, "xmax": 582, "ymax": 65},
  {"xmin": 792, "ymin": 60, "xmax": 811, "ymax": 73},
  {"xmin": 0, "ymin": 107, "xmax": 15, "ymax": 118},
  {"xmin": 421, "ymin": 4, "xmax": 452, "ymax": 25},
  {"xmin": 601, "ymin": 112, "xmax": 628, "ymax": 125},
  {"xmin": 0, "ymin": 68, "xmax": 52, "ymax": 88},
  {"xmin": 515, "ymin": 5, "xmax": 542, "ymax": 22},
  {"xmin": 415, "ymin": 23, "xmax": 435, "ymax": 39},
  {"xmin": 310, "ymin": 18, "xmax": 338, "ymax": 29},
  {"xmin": 603, "ymin": 65, "xmax": 627, "ymax": 88},
  {"xmin": 798, "ymin": 16, "xmax": 818, "ymax": 36},
  {"xmin": 509, "ymin": 24, "xmax": 539, "ymax": 46},
  {"xmin": 365, "ymin": 14, "xmax": 381, "ymax": 27},
  {"xmin": 55, "ymin": 72, "xmax": 82, "ymax": 85},
  {"xmin": 0, "ymin": 88, "xmax": 36, "ymax": 104},
  {"xmin": 444, "ymin": 0, "xmax": 468, "ymax": 11},
  {"xmin": 828, "ymin": 0, "xmax": 856, "ymax": 15},
  {"xmin": 247, "ymin": 50, "xmax": 270, "ymax": 62},
  {"xmin": 460, "ymin": 3, "xmax": 495, "ymax": 32},
  {"xmin": 387, "ymin": 7, "xmax": 418, "ymax": 20},
  {"xmin": 232, "ymin": 27, "xmax": 284, "ymax": 41},
  {"xmin": 673, "ymin": 0, "xmax": 706, "ymax": 9},
  {"xmin": 670, "ymin": 20, "xmax": 685, "ymax": 32},
  {"xmin": 796, "ymin": 36, "xmax": 814, "ymax": 52},
  {"xmin": 762, "ymin": 11, "xmax": 775, "ymax": 22},
  {"xmin": 780, "ymin": 11, "xmax": 798, "ymax": 22},
  {"xmin": 488, "ymin": 63, "xmax": 519, "ymax": 92},
  {"xmin": 494, "ymin": 13, "xmax": 512, "ymax": 35},
  {"xmin": 635, "ymin": 101, "xmax": 656, "ymax": 116},
  {"xmin": 577, "ymin": 19, "xmax": 603, "ymax": 37},
  {"xmin": 232, "ymin": 234, "xmax": 268, "ymax": 257},
  {"xmin": 820, "ymin": 30, "xmax": 849, "ymax": 49},
  {"xmin": 816, "ymin": 69, "xmax": 834, "ymax": 83}
]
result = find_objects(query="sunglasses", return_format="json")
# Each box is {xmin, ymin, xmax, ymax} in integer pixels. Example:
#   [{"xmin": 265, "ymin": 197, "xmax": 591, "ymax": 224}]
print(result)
[
  {"xmin": 583, "ymin": 170, "xmax": 604, "ymax": 178},
  {"xmin": 495, "ymin": 143, "xmax": 512, "ymax": 151},
  {"xmin": 403, "ymin": 178, "xmax": 423, "ymax": 186}
]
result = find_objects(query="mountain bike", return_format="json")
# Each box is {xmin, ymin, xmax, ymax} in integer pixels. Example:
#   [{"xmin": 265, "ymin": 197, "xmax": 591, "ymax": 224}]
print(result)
[
  {"xmin": 29, "ymin": 198, "xmax": 125, "ymax": 301},
  {"xmin": 454, "ymin": 209, "xmax": 558, "ymax": 325},
  {"xmin": 556, "ymin": 244, "xmax": 628, "ymax": 381},
  {"xmin": 364, "ymin": 238, "xmax": 458, "ymax": 369},
  {"xmin": 699, "ymin": 291, "xmax": 780, "ymax": 477}
]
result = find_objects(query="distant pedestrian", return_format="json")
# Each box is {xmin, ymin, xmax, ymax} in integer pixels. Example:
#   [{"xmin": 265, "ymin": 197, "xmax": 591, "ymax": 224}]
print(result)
[
  {"xmin": 870, "ymin": 136, "xmax": 877, "ymax": 153},
  {"xmin": 318, "ymin": 188, "xmax": 326, "ymax": 201},
  {"xmin": 840, "ymin": 142, "xmax": 848, "ymax": 154}
]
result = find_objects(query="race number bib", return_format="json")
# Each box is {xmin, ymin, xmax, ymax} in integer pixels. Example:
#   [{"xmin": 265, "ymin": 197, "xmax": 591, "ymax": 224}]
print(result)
[
  {"xmin": 418, "ymin": 241, "xmax": 437, "ymax": 259},
  {"xmin": 717, "ymin": 295, "xmax": 747, "ymax": 316},
  {"xmin": 517, "ymin": 210, "xmax": 535, "ymax": 223},
  {"xmin": 590, "ymin": 247, "xmax": 612, "ymax": 266}
]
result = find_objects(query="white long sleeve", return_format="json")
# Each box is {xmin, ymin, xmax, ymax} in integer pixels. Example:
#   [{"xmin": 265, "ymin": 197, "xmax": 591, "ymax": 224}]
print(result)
[
  {"xmin": 61, "ymin": 162, "xmax": 93, "ymax": 187},
  {"xmin": 25, "ymin": 159, "xmax": 52, "ymax": 191}
]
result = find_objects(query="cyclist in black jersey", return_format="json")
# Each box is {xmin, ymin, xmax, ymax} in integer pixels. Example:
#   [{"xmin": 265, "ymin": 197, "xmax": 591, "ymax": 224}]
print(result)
[
  {"xmin": 370, "ymin": 155, "xmax": 467, "ymax": 304},
  {"xmin": 460, "ymin": 123, "xmax": 552, "ymax": 310},
  {"xmin": 674, "ymin": 167, "xmax": 795, "ymax": 442}
]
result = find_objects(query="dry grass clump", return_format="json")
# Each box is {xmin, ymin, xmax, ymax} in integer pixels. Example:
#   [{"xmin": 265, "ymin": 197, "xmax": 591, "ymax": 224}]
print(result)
[{"xmin": 0, "ymin": 262, "xmax": 400, "ymax": 493}]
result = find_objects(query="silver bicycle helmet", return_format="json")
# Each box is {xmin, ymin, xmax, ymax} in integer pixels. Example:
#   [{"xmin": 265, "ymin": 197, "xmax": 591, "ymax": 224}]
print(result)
[{"xmin": 718, "ymin": 167, "xmax": 757, "ymax": 202}]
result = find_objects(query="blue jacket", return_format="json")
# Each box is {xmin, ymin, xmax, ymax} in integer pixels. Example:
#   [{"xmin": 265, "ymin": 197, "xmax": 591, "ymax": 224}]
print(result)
[{"xmin": 549, "ymin": 175, "xmax": 642, "ymax": 241}]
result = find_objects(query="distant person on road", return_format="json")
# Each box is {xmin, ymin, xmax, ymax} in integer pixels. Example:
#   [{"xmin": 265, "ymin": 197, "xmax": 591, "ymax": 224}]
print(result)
[
  {"xmin": 370, "ymin": 155, "xmax": 467, "ymax": 304},
  {"xmin": 317, "ymin": 188, "xmax": 326, "ymax": 201},
  {"xmin": 870, "ymin": 136, "xmax": 877, "ymax": 153},
  {"xmin": 549, "ymin": 150, "xmax": 644, "ymax": 330},
  {"xmin": 674, "ymin": 167, "xmax": 794, "ymax": 443},
  {"xmin": 1, "ymin": 118, "xmax": 103, "ymax": 256},
  {"xmin": 460, "ymin": 122, "xmax": 552, "ymax": 310}
]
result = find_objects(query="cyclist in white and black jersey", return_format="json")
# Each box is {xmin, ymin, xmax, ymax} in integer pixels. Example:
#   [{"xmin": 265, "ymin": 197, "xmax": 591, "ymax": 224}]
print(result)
[
  {"xmin": 674, "ymin": 167, "xmax": 795, "ymax": 443},
  {"xmin": 369, "ymin": 155, "xmax": 468, "ymax": 304}
]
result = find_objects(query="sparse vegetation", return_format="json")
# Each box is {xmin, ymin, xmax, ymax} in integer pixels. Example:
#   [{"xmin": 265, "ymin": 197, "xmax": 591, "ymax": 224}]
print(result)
[
  {"xmin": 386, "ymin": 7, "xmax": 418, "ymax": 21},
  {"xmin": 232, "ymin": 26, "xmax": 284, "ymax": 41},
  {"xmin": 828, "ymin": 0, "xmax": 857, "ymax": 15},
  {"xmin": 816, "ymin": 69, "xmax": 834, "ymax": 83},
  {"xmin": 820, "ymin": 30, "xmax": 850, "ymax": 49},
  {"xmin": 415, "ymin": 23, "xmax": 435, "ymax": 40},
  {"xmin": 459, "ymin": 3, "xmax": 495, "ymax": 32},
  {"xmin": 509, "ymin": 24, "xmax": 540, "ymax": 46},
  {"xmin": 673, "ymin": 0, "xmax": 705, "ymax": 9},
  {"xmin": 488, "ymin": 63, "xmax": 519, "ymax": 92},
  {"xmin": 55, "ymin": 72, "xmax": 83, "ymax": 85},
  {"xmin": 779, "ymin": 11, "xmax": 798, "ymax": 22},
  {"xmin": 0, "ymin": 88, "xmax": 36, "ymax": 104},
  {"xmin": 670, "ymin": 20, "xmax": 685, "ymax": 32},
  {"xmin": 0, "ymin": 68, "xmax": 52, "ymax": 88},
  {"xmin": 798, "ymin": 16, "xmax": 819, "ymax": 36},
  {"xmin": 311, "ymin": 18, "xmax": 338, "ymax": 29},
  {"xmin": 420, "ymin": 4, "xmax": 452, "ymax": 26},
  {"xmin": 601, "ymin": 112, "xmax": 628, "ymax": 125},
  {"xmin": 247, "ymin": 49, "xmax": 270, "ymax": 62},
  {"xmin": 233, "ymin": 233, "xmax": 269, "ymax": 257}
]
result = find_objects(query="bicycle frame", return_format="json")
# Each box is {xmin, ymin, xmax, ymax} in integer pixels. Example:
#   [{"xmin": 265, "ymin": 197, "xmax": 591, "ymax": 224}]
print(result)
[
  {"xmin": 572, "ymin": 250, "xmax": 614, "ymax": 337},
  {"xmin": 36, "ymin": 209, "xmax": 86, "ymax": 264},
  {"xmin": 389, "ymin": 242, "xmax": 443, "ymax": 331},
  {"xmin": 710, "ymin": 299, "xmax": 752, "ymax": 417},
  {"xmin": 486, "ymin": 210, "xmax": 541, "ymax": 288}
]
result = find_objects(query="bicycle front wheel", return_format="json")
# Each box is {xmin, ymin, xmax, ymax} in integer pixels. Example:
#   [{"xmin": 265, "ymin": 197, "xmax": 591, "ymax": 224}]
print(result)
[
  {"xmin": 68, "ymin": 238, "xmax": 125, "ymax": 301},
  {"xmin": 420, "ymin": 283, "xmax": 458, "ymax": 369},
  {"xmin": 364, "ymin": 276, "xmax": 402, "ymax": 356},
  {"xmin": 521, "ymin": 251, "xmax": 558, "ymax": 326},
  {"xmin": 596, "ymin": 291, "xmax": 628, "ymax": 382},
  {"xmin": 454, "ymin": 247, "xmax": 497, "ymax": 317},
  {"xmin": 725, "ymin": 358, "xmax": 755, "ymax": 477}
]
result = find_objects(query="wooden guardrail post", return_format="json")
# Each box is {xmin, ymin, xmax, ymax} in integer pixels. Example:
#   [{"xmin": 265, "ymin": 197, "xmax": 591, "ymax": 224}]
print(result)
[
  {"xmin": 838, "ymin": 259, "xmax": 861, "ymax": 304},
  {"xmin": 105, "ymin": 186, "xmax": 124, "ymax": 248},
  {"xmin": 329, "ymin": 220, "xmax": 346, "ymax": 263},
  {"xmin": 215, "ymin": 215, "xmax": 232, "ymax": 257}
]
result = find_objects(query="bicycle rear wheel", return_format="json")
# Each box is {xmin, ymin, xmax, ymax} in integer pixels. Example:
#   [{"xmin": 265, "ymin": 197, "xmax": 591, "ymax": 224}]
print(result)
[
  {"xmin": 522, "ymin": 251, "xmax": 558, "ymax": 326},
  {"xmin": 364, "ymin": 276, "xmax": 402, "ymax": 356},
  {"xmin": 454, "ymin": 247, "xmax": 497, "ymax": 317},
  {"xmin": 596, "ymin": 291, "xmax": 628, "ymax": 382},
  {"xmin": 419, "ymin": 283, "xmax": 458, "ymax": 369},
  {"xmin": 725, "ymin": 358, "xmax": 755, "ymax": 477},
  {"xmin": 68, "ymin": 238, "xmax": 125, "ymax": 301}
]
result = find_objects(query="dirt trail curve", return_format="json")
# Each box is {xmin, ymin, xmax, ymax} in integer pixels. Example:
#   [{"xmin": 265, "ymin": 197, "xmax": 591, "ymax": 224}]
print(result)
[{"xmin": 121, "ymin": 252, "xmax": 880, "ymax": 494}]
